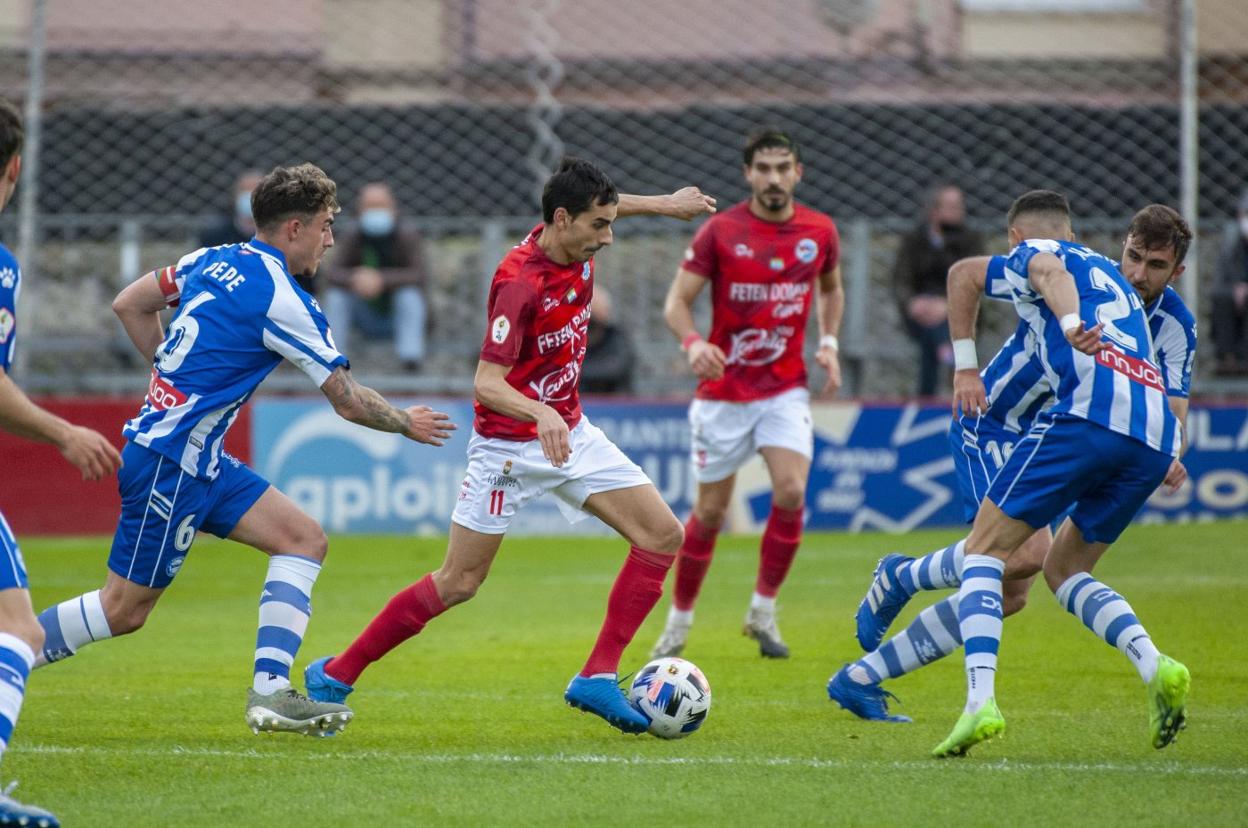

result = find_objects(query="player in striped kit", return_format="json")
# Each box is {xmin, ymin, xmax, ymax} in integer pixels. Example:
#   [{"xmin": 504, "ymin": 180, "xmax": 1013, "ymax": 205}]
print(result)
[
  {"xmin": 0, "ymin": 96, "xmax": 121, "ymax": 828},
  {"xmin": 31, "ymin": 163, "xmax": 454, "ymax": 737},
  {"xmin": 914, "ymin": 191, "xmax": 1189, "ymax": 757},
  {"xmin": 831, "ymin": 204, "xmax": 1196, "ymax": 728}
]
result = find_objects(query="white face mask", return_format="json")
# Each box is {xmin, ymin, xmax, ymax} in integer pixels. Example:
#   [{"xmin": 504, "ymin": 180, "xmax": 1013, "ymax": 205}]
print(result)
[{"xmin": 1239, "ymin": 216, "xmax": 1248, "ymax": 240}]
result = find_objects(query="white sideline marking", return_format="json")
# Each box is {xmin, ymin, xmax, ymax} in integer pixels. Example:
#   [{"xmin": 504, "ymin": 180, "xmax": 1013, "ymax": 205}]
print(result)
[{"xmin": 14, "ymin": 744, "xmax": 1246, "ymax": 778}]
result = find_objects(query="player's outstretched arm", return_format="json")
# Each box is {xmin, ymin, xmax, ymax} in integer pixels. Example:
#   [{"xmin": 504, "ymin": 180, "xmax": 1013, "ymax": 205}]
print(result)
[
  {"xmin": 113, "ymin": 270, "xmax": 174, "ymax": 363},
  {"xmin": 473, "ymin": 359, "xmax": 570, "ymax": 467},
  {"xmin": 664, "ymin": 268, "xmax": 725, "ymax": 381},
  {"xmin": 947, "ymin": 256, "xmax": 993, "ymax": 416},
  {"xmin": 0, "ymin": 369, "xmax": 121, "ymax": 480},
  {"xmin": 1027, "ymin": 252, "xmax": 1106, "ymax": 355},
  {"xmin": 815, "ymin": 264, "xmax": 844, "ymax": 396},
  {"xmin": 617, "ymin": 188, "xmax": 716, "ymax": 221},
  {"xmin": 320, "ymin": 366, "xmax": 455, "ymax": 446}
]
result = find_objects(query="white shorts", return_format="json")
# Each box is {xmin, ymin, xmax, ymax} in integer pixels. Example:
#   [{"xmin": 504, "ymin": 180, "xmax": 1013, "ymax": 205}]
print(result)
[
  {"xmin": 451, "ymin": 416, "xmax": 653, "ymax": 534},
  {"xmin": 689, "ymin": 386, "xmax": 813, "ymax": 483}
]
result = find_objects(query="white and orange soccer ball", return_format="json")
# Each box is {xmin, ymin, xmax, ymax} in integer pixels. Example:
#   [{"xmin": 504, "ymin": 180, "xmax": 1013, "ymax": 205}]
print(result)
[{"xmin": 629, "ymin": 657, "xmax": 712, "ymax": 739}]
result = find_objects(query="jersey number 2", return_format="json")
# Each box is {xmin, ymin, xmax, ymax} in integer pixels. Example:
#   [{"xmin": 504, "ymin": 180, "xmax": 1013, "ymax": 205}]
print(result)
[{"xmin": 1088, "ymin": 267, "xmax": 1140, "ymax": 352}]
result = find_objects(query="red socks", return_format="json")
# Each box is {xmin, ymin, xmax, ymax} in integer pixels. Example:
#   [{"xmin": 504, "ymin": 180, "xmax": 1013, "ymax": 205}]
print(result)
[
  {"xmin": 327, "ymin": 573, "xmax": 446, "ymax": 686},
  {"xmin": 673, "ymin": 514, "xmax": 719, "ymax": 611},
  {"xmin": 756, "ymin": 505, "xmax": 803, "ymax": 598},
  {"xmin": 580, "ymin": 547, "xmax": 674, "ymax": 677}
]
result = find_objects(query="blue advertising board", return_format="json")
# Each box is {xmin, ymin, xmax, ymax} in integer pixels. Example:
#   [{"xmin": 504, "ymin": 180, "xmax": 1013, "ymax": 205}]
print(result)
[{"xmin": 253, "ymin": 398, "xmax": 1248, "ymax": 535}]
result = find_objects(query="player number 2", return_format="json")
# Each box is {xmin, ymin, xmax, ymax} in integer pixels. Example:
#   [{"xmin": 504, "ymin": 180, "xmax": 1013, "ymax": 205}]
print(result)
[
  {"xmin": 1088, "ymin": 267, "xmax": 1139, "ymax": 352},
  {"xmin": 488, "ymin": 489, "xmax": 505, "ymax": 516}
]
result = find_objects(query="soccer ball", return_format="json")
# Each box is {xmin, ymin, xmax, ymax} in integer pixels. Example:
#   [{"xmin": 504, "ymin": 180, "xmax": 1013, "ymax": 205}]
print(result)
[{"xmin": 628, "ymin": 657, "xmax": 712, "ymax": 739}]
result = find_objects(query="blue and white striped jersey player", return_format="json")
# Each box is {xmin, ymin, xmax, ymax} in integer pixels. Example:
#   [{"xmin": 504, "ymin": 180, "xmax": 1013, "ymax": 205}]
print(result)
[
  {"xmin": 830, "ymin": 204, "xmax": 1196, "ymax": 736},
  {"xmin": 30, "ymin": 163, "xmax": 454, "ymax": 737},
  {"xmin": 0, "ymin": 97, "xmax": 121, "ymax": 828}
]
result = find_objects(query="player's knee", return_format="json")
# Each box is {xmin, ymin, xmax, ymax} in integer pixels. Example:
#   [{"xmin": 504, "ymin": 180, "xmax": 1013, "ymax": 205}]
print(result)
[
  {"xmin": 771, "ymin": 484, "xmax": 805, "ymax": 512},
  {"xmin": 289, "ymin": 522, "xmax": 329, "ymax": 562},
  {"xmin": 106, "ymin": 604, "xmax": 150, "ymax": 636},
  {"xmin": 432, "ymin": 568, "xmax": 485, "ymax": 607},
  {"xmin": 1042, "ymin": 556, "xmax": 1078, "ymax": 594},
  {"xmin": 1002, "ymin": 590, "xmax": 1028, "ymax": 617},
  {"xmin": 6, "ymin": 618, "xmax": 45, "ymax": 655},
  {"xmin": 652, "ymin": 518, "xmax": 685, "ymax": 555},
  {"xmin": 693, "ymin": 504, "xmax": 727, "ymax": 531}
]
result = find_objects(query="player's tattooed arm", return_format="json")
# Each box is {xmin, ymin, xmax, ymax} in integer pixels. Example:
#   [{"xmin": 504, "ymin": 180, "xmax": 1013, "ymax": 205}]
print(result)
[
  {"xmin": 321, "ymin": 366, "xmax": 455, "ymax": 446},
  {"xmin": 617, "ymin": 188, "xmax": 717, "ymax": 221},
  {"xmin": 113, "ymin": 270, "xmax": 175, "ymax": 362}
]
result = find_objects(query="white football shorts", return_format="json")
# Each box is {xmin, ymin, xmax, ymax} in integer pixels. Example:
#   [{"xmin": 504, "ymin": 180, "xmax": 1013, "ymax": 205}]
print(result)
[
  {"xmin": 451, "ymin": 415, "xmax": 653, "ymax": 534},
  {"xmin": 689, "ymin": 386, "xmax": 813, "ymax": 483}
]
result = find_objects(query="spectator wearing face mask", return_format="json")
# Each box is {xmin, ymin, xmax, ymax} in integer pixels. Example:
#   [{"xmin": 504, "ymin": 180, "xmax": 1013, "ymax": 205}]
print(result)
[
  {"xmin": 1212, "ymin": 189, "xmax": 1248, "ymax": 376},
  {"xmin": 581, "ymin": 286, "xmax": 636, "ymax": 394},
  {"xmin": 323, "ymin": 182, "xmax": 428, "ymax": 371},
  {"xmin": 891, "ymin": 183, "xmax": 984, "ymax": 397}
]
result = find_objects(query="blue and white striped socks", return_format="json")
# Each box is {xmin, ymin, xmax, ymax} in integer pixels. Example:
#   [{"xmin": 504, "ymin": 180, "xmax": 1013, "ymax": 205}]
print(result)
[
  {"xmin": 957, "ymin": 554, "xmax": 1005, "ymax": 713},
  {"xmin": 848, "ymin": 595, "xmax": 963, "ymax": 685},
  {"xmin": 1055, "ymin": 573, "xmax": 1160, "ymax": 683},
  {"xmin": 253, "ymin": 554, "xmax": 321, "ymax": 694},
  {"xmin": 0, "ymin": 633, "xmax": 32, "ymax": 761},
  {"xmin": 901, "ymin": 540, "xmax": 965, "ymax": 593},
  {"xmin": 34, "ymin": 589, "xmax": 112, "ymax": 667}
]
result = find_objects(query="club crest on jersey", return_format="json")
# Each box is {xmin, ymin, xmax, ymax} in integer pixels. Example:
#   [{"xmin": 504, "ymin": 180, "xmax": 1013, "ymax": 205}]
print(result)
[
  {"xmin": 491, "ymin": 315, "xmax": 511, "ymax": 344},
  {"xmin": 582, "ymin": 262, "xmax": 591, "ymax": 281},
  {"xmin": 0, "ymin": 266, "xmax": 15, "ymax": 289},
  {"xmin": 795, "ymin": 238, "xmax": 818, "ymax": 264},
  {"xmin": 769, "ymin": 257, "xmax": 785, "ymax": 271}
]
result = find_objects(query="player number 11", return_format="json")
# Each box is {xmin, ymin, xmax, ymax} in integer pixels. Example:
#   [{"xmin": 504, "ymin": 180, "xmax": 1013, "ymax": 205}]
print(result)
[{"xmin": 488, "ymin": 489, "xmax": 505, "ymax": 516}]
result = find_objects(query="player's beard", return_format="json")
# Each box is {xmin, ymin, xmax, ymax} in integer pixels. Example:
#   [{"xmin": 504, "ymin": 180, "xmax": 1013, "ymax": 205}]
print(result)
[{"xmin": 758, "ymin": 189, "xmax": 790, "ymax": 212}]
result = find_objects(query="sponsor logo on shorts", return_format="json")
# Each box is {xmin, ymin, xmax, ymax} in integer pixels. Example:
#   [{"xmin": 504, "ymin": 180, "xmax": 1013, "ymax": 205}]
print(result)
[
  {"xmin": 795, "ymin": 238, "xmax": 818, "ymax": 264},
  {"xmin": 485, "ymin": 473, "xmax": 520, "ymax": 489},
  {"xmin": 166, "ymin": 556, "xmax": 185, "ymax": 578}
]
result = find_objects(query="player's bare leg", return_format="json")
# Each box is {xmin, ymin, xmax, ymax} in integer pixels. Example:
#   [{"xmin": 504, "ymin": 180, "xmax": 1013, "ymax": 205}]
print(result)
[
  {"xmin": 652, "ymin": 475, "xmax": 734, "ymax": 658},
  {"xmin": 308, "ymin": 523, "xmax": 505, "ymax": 705},
  {"xmin": 1044, "ymin": 519, "xmax": 1189, "ymax": 749},
  {"xmin": 224, "ymin": 487, "xmax": 350, "ymax": 736},
  {"xmin": 744, "ymin": 446, "xmax": 810, "ymax": 658},
  {"xmin": 566, "ymin": 484, "xmax": 681, "ymax": 733}
]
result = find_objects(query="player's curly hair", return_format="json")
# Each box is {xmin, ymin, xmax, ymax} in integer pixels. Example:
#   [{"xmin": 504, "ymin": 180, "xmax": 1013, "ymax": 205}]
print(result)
[
  {"xmin": 1127, "ymin": 204, "xmax": 1192, "ymax": 266},
  {"xmin": 0, "ymin": 97, "xmax": 23, "ymax": 167},
  {"xmin": 251, "ymin": 163, "xmax": 340, "ymax": 232}
]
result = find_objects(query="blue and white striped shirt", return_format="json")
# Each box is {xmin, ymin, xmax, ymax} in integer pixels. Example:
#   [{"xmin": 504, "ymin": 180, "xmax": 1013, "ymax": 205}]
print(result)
[
  {"xmin": 123, "ymin": 239, "xmax": 348, "ymax": 479},
  {"xmin": 0, "ymin": 243, "xmax": 21, "ymax": 373},
  {"xmin": 997, "ymin": 239, "xmax": 1181, "ymax": 456}
]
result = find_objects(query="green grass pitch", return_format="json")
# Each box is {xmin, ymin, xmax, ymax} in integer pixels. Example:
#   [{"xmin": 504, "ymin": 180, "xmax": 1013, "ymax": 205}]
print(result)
[{"xmin": 10, "ymin": 521, "xmax": 1248, "ymax": 826}]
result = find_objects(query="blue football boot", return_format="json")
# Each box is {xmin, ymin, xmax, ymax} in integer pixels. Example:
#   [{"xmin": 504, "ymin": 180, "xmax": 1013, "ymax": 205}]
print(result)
[
  {"xmin": 304, "ymin": 656, "xmax": 355, "ymax": 704},
  {"xmin": 854, "ymin": 553, "xmax": 915, "ymax": 652},
  {"xmin": 826, "ymin": 666, "xmax": 912, "ymax": 723},
  {"xmin": 0, "ymin": 782, "xmax": 59, "ymax": 827},
  {"xmin": 564, "ymin": 674, "xmax": 650, "ymax": 734}
]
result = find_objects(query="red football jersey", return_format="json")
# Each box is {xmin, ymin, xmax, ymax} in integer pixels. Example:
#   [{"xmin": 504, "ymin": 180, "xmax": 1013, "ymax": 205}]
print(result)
[
  {"xmin": 475, "ymin": 225, "xmax": 593, "ymax": 440},
  {"xmin": 683, "ymin": 201, "xmax": 840, "ymax": 401}
]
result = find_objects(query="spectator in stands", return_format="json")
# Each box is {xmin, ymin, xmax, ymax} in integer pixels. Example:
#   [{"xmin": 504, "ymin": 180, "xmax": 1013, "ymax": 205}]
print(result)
[
  {"xmin": 582, "ymin": 286, "xmax": 636, "ymax": 393},
  {"xmin": 892, "ymin": 183, "xmax": 984, "ymax": 396},
  {"xmin": 1212, "ymin": 189, "xmax": 1248, "ymax": 375},
  {"xmin": 200, "ymin": 169, "xmax": 314, "ymax": 294},
  {"xmin": 323, "ymin": 182, "xmax": 428, "ymax": 372}
]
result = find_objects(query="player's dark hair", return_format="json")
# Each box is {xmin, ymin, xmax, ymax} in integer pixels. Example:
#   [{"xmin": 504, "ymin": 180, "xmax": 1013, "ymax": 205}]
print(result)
[
  {"xmin": 0, "ymin": 97, "xmax": 23, "ymax": 168},
  {"xmin": 251, "ymin": 163, "xmax": 340, "ymax": 232},
  {"xmin": 541, "ymin": 156, "xmax": 618, "ymax": 223},
  {"xmin": 1006, "ymin": 189, "xmax": 1071, "ymax": 228},
  {"xmin": 743, "ymin": 128, "xmax": 800, "ymax": 166},
  {"xmin": 1127, "ymin": 204, "xmax": 1192, "ymax": 266}
]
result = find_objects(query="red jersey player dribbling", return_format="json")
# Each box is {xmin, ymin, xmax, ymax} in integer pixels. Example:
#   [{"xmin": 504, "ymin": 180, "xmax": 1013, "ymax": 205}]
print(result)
[
  {"xmin": 303, "ymin": 157, "xmax": 718, "ymax": 735},
  {"xmin": 653, "ymin": 128, "xmax": 845, "ymax": 660}
]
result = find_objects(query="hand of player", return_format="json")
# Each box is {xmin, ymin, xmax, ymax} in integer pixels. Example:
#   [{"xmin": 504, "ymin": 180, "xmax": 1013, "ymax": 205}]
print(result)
[
  {"xmin": 535, "ymin": 405, "xmax": 571, "ymax": 467},
  {"xmin": 403, "ymin": 406, "xmax": 456, "ymax": 446},
  {"xmin": 687, "ymin": 340, "xmax": 726, "ymax": 380},
  {"xmin": 1160, "ymin": 459, "xmax": 1188, "ymax": 494},
  {"xmin": 59, "ymin": 425, "xmax": 122, "ymax": 481},
  {"xmin": 952, "ymin": 369, "xmax": 989, "ymax": 418},
  {"xmin": 816, "ymin": 345, "xmax": 841, "ymax": 396},
  {"xmin": 351, "ymin": 267, "xmax": 385, "ymax": 300},
  {"xmin": 665, "ymin": 187, "xmax": 717, "ymax": 221},
  {"xmin": 1064, "ymin": 321, "xmax": 1109, "ymax": 355}
]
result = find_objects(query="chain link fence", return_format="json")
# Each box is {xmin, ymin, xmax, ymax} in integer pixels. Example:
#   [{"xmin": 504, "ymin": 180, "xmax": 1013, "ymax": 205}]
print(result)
[{"xmin": 1, "ymin": 0, "xmax": 1245, "ymax": 396}]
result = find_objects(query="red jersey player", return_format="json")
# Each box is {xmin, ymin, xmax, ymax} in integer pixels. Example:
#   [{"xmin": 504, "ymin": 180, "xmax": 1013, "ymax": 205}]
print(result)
[
  {"xmin": 303, "ymin": 157, "xmax": 717, "ymax": 734},
  {"xmin": 652, "ymin": 128, "xmax": 844, "ymax": 659}
]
